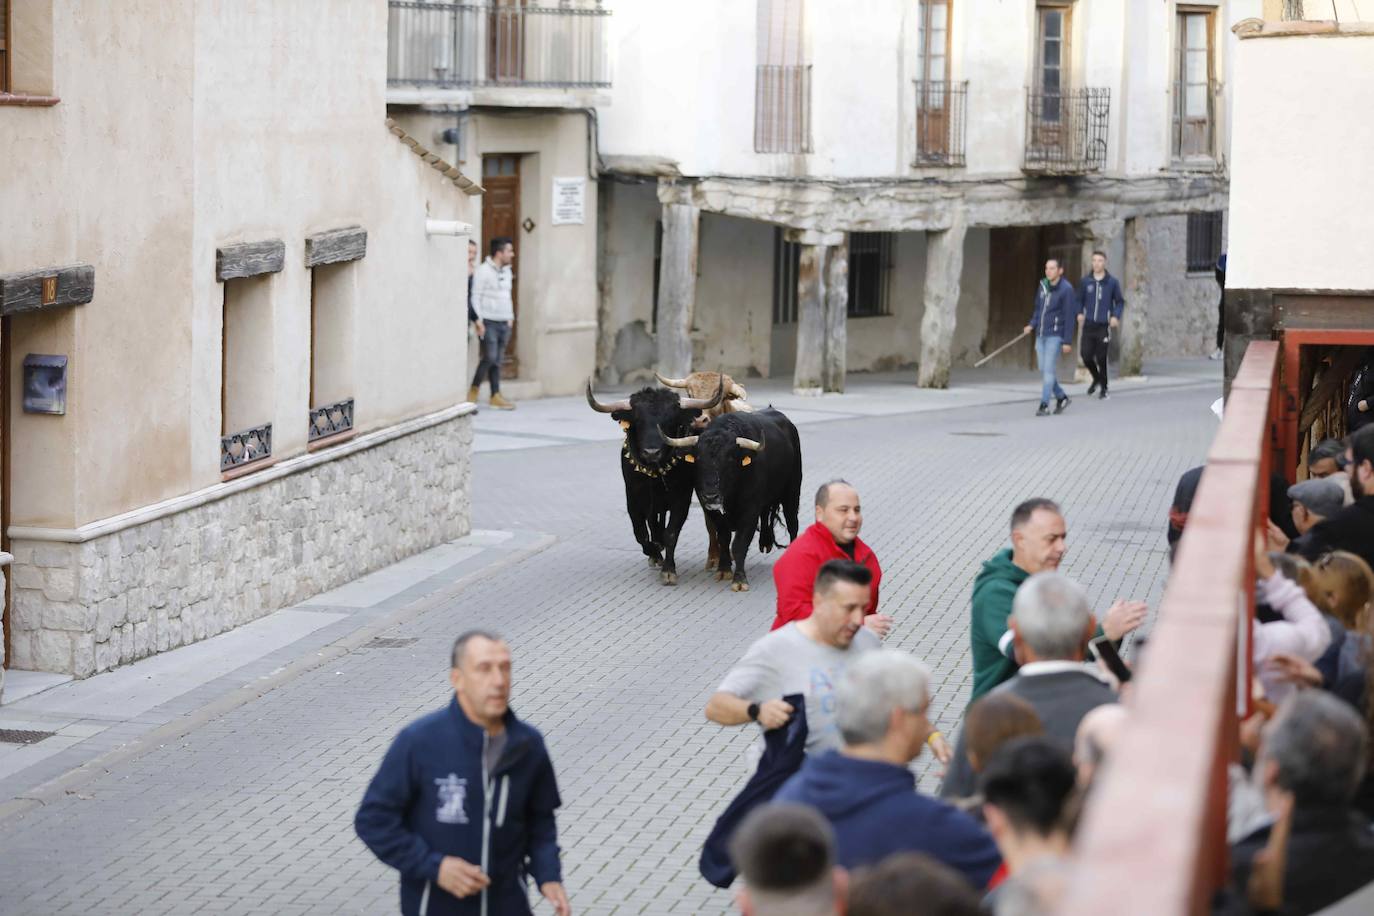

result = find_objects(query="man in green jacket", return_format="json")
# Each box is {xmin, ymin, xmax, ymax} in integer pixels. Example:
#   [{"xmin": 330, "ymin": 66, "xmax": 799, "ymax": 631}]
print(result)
[{"xmin": 969, "ymin": 498, "xmax": 1147, "ymax": 704}]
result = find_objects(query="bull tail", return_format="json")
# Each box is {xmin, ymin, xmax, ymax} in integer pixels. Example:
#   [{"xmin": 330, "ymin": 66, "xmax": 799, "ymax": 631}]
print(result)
[{"xmin": 757, "ymin": 503, "xmax": 784, "ymax": 553}]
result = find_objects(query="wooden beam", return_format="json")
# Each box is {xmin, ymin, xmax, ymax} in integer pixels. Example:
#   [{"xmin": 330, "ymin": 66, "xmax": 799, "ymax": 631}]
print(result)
[
  {"xmin": 304, "ymin": 226, "xmax": 367, "ymax": 268},
  {"xmin": 216, "ymin": 240, "xmax": 286, "ymax": 281},
  {"xmin": 0, "ymin": 264, "xmax": 95, "ymax": 316}
]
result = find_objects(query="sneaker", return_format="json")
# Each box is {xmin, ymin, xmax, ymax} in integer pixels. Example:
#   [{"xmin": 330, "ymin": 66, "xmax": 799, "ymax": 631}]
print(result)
[
  {"xmin": 1209, "ymin": 347, "xmax": 1223, "ymax": 360},
  {"xmin": 466, "ymin": 386, "xmax": 480, "ymax": 403},
  {"xmin": 489, "ymin": 393, "xmax": 517, "ymax": 410},
  {"xmin": 1087, "ymin": 382, "xmax": 1098, "ymax": 396},
  {"xmin": 1055, "ymin": 396, "xmax": 1071, "ymax": 414},
  {"xmin": 1099, "ymin": 388, "xmax": 1109, "ymax": 400},
  {"xmin": 1036, "ymin": 403, "xmax": 1051, "ymax": 417}
]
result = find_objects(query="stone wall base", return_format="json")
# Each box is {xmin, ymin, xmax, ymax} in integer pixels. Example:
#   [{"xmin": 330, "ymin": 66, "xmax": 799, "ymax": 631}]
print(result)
[{"xmin": 6, "ymin": 412, "xmax": 473, "ymax": 677}]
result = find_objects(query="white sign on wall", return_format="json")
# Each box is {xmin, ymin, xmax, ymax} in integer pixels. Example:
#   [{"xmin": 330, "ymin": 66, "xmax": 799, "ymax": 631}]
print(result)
[{"xmin": 551, "ymin": 177, "xmax": 586, "ymax": 226}]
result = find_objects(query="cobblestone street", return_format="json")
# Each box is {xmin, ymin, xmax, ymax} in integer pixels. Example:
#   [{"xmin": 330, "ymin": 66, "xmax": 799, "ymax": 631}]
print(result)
[{"xmin": 0, "ymin": 370, "xmax": 1219, "ymax": 914}]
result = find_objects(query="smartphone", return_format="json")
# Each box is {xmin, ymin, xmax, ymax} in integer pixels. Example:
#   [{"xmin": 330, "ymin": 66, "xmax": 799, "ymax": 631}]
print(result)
[{"xmin": 1089, "ymin": 635, "xmax": 1133, "ymax": 684}]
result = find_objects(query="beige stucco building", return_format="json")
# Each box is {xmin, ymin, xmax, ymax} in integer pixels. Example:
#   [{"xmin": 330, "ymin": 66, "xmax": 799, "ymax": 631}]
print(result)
[{"xmin": 0, "ymin": 0, "xmax": 480, "ymax": 689}]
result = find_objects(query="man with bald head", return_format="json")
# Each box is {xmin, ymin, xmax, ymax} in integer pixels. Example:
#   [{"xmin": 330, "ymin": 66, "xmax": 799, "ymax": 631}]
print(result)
[{"xmin": 771, "ymin": 479, "xmax": 889, "ymax": 636}]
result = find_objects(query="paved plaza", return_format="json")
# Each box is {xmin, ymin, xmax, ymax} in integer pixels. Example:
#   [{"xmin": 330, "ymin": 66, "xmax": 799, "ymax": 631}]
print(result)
[{"xmin": 0, "ymin": 362, "xmax": 1220, "ymax": 914}]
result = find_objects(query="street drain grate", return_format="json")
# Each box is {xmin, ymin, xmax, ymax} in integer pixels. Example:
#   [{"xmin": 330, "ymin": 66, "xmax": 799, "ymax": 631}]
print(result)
[
  {"xmin": 0, "ymin": 729, "xmax": 55, "ymax": 745},
  {"xmin": 949, "ymin": 432, "xmax": 1007, "ymax": 438},
  {"xmin": 362, "ymin": 637, "xmax": 420, "ymax": 650}
]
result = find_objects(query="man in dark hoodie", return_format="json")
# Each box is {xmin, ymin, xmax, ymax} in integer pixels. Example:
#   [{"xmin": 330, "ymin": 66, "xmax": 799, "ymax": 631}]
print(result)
[
  {"xmin": 969, "ymin": 499, "xmax": 1145, "ymax": 705},
  {"xmin": 773, "ymin": 649, "xmax": 1002, "ymax": 889},
  {"xmin": 355, "ymin": 631, "xmax": 569, "ymax": 916},
  {"xmin": 1075, "ymin": 251, "xmax": 1124, "ymax": 400},
  {"xmin": 1023, "ymin": 258, "xmax": 1076, "ymax": 417}
]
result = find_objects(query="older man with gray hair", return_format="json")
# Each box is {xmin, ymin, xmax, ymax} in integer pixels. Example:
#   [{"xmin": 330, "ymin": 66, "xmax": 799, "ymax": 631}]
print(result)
[
  {"xmin": 1229, "ymin": 691, "xmax": 1374, "ymax": 914},
  {"xmin": 774, "ymin": 649, "xmax": 1001, "ymax": 888},
  {"xmin": 943, "ymin": 572, "xmax": 1118, "ymax": 800}
]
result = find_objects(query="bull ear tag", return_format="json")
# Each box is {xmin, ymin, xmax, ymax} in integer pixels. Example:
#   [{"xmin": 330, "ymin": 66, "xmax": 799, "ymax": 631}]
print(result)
[
  {"xmin": 619, "ymin": 420, "xmax": 630, "ymax": 430},
  {"xmin": 685, "ymin": 454, "xmax": 695, "ymax": 463},
  {"xmin": 741, "ymin": 456, "xmax": 752, "ymax": 467}
]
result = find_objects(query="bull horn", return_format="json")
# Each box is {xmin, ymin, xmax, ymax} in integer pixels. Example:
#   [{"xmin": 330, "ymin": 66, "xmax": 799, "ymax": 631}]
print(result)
[
  {"xmin": 736, "ymin": 437, "xmax": 764, "ymax": 452},
  {"xmin": 655, "ymin": 372, "xmax": 689, "ymax": 389},
  {"xmin": 660, "ymin": 428, "xmax": 700, "ymax": 449},
  {"xmin": 585, "ymin": 378, "xmax": 630, "ymax": 414},
  {"xmin": 680, "ymin": 372, "xmax": 725, "ymax": 411}
]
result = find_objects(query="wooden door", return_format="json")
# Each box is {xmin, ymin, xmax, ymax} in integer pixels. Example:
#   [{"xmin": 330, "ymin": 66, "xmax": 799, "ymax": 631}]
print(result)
[
  {"xmin": 916, "ymin": 0, "xmax": 952, "ymax": 159},
  {"xmin": 1, "ymin": 316, "xmax": 10, "ymax": 670},
  {"xmin": 1034, "ymin": 3, "xmax": 1073, "ymax": 152},
  {"xmin": 986, "ymin": 227, "xmax": 1041, "ymax": 370},
  {"xmin": 482, "ymin": 154, "xmax": 521, "ymax": 378},
  {"xmin": 489, "ymin": 0, "xmax": 525, "ymax": 83}
]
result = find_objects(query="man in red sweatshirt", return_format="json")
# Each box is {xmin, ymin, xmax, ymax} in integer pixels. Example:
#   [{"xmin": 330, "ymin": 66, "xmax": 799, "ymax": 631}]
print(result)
[{"xmin": 771, "ymin": 479, "xmax": 889, "ymax": 636}]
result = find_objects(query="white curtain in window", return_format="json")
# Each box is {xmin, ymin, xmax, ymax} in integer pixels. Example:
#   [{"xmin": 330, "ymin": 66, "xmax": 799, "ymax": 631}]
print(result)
[{"xmin": 757, "ymin": 0, "xmax": 805, "ymax": 67}]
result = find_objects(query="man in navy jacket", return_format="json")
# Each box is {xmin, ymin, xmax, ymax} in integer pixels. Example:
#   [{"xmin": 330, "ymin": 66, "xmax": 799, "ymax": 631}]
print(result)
[
  {"xmin": 1023, "ymin": 259, "xmax": 1076, "ymax": 417},
  {"xmin": 356, "ymin": 631, "xmax": 569, "ymax": 916},
  {"xmin": 1075, "ymin": 251, "xmax": 1125, "ymax": 400},
  {"xmin": 774, "ymin": 650, "xmax": 1002, "ymax": 890}
]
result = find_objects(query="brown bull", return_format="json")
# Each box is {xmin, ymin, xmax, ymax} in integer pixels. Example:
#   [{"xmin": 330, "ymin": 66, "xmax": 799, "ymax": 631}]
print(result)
[{"xmin": 655, "ymin": 371, "xmax": 753, "ymax": 427}]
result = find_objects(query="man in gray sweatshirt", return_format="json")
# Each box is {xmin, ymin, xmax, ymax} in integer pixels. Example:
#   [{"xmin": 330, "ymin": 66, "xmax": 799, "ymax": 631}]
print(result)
[{"xmin": 469, "ymin": 237, "xmax": 517, "ymax": 410}]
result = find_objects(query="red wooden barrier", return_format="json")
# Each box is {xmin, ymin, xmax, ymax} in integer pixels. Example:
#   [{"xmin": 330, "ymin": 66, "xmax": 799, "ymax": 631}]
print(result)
[{"xmin": 1061, "ymin": 341, "xmax": 1279, "ymax": 916}]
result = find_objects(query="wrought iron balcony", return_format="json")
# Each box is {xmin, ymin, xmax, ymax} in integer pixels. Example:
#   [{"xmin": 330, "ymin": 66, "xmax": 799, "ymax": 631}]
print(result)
[
  {"xmin": 387, "ymin": 0, "xmax": 610, "ymax": 90},
  {"xmin": 913, "ymin": 80, "xmax": 967, "ymax": 168},
  {"xmin": 1023, "ymin": 87, "xmax": 1110, "ymax": 174}
]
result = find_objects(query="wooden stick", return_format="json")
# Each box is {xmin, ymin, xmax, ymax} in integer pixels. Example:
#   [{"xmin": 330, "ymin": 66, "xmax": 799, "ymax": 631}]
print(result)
[{"xmin": 974, "ymin": 330, "xmax": 1032, "ymax": 368}]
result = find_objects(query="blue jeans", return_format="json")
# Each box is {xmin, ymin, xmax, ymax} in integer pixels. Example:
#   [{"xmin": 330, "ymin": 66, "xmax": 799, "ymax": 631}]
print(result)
[
  {"xmin": 472, "ymin": 319, "xmax": 511, "ymax": 393},
  {"xmin": 1036, "ymin": 335, "xmax": 1067, "ymax": 405}
]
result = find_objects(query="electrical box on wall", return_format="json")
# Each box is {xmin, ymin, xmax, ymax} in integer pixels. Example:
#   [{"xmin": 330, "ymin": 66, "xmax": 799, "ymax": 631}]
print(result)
[{"xmin": 23, "ymin": 354, "xmax": 68, "ymax": 415}]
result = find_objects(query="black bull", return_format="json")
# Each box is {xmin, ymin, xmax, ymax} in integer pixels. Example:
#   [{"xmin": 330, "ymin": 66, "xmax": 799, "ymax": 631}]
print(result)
[
  {"xmin": 586, "ymin": 379, "xmax": 724, "ymax": 585},
  {"xmin": 664, "ymin": 408, "xmax": 802, "ymax": 592}
]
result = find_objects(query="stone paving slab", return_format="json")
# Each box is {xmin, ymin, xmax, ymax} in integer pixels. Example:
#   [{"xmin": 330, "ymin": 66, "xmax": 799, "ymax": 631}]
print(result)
[{"xmin": 0, "ymin": 364, "xmax": 1221, "ymax": 914}]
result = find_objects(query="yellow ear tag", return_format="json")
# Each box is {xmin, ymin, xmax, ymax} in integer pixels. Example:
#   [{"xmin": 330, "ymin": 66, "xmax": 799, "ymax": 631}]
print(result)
[
  {"xmin": 619, "ymin": 420, "xmax": 630, "ymax": 430},
  {"xmin": 741, "ymin": 456, "xmax": 752, "ymax": 467},
  {"xmin": 685, "ymin": 454, "xmax": 695, "ymax": 463}
]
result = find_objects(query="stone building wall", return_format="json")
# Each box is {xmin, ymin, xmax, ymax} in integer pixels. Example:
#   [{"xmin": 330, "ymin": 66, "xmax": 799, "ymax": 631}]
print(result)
[
  {"xmin": 6, "ymin": 411, "xmax": 473, "ymax": 677},
  {"xmin": 1134, "ymin": 214, "xmax": 1224, "ymax": 359}
]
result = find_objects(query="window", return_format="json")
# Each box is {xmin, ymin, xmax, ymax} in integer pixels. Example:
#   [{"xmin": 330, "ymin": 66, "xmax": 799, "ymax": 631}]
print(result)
[
  {"xmin": 308, "ymin": 263, "xmax": 357, "ymax": 445},
  {"xmin": 1036, "ymin": 3, "xmax": 1072, "ymax": 122},
  {"xmin": 916, "ymin": 0, "xmax": 965, "ymax": 166},
  {"xmin": 221, "ymin": 276, "xmax": 276, "ymax": 471},
  {"xmin": 847, "ymin": 233, "xmax": 893, "ymax": 318},
  {"xmin": 917, "ymin": 0, "xmax": 950, "ymax": 84},
  {"xmin": 1186, "ymin": 211, "xmax": 1223, "ymax": 273},
  {"xmin": 1174, "ymin": 9, "xmax": 1216, "ymax": 159},
  {"xmin": 755, "ymin": 0, "xmax": 811, "ymax": 153},
  {"xmin": 1, "ymin": 0, "xmax": 9, "ymax": 93},
  {"xmin": 772, "ymin": 227, "xmax": 800, "ymax": 325}
]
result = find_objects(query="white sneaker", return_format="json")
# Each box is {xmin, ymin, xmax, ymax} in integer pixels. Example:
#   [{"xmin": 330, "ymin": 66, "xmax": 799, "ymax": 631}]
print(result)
[{"xmin": 1208, "ymin": 348, "xmax": 1223, "ymax": 360}]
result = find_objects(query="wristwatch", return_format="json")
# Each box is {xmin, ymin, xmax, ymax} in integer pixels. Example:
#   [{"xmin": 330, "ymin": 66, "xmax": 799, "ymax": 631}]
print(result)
[{"xmin": 747, "ymin": 702, "xmax": 760, "ymax": 722}]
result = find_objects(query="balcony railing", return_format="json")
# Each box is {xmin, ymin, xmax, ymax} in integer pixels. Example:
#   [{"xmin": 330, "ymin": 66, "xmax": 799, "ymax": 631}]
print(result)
[
  {"xmin": 1023, "ymin": 87, "xmax": 1110, "ymax": 174},
  {"xmin": 914, "ymin": 80, "xmax": 967, "ymax": 167},
  {"xmin": 387, "ymin": 1, "xmax": 610, "ymax": 90},
  {"xmin": 1173, "ymin": 79, "xmax": 1219, "ymax": 160}
]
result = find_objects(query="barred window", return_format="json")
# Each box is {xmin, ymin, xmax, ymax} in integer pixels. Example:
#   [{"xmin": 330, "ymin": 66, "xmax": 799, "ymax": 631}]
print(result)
[
  {"xmin": 1186, "ymin": 211, "xmax": 1223, "ymax": 273},
  {"xmin": 847, "ymin": 233, "xmax": 893, "ymax": 318},
  {"xmin": 755, "ymin": 0, "xmax": 811, "ymax": 153}
]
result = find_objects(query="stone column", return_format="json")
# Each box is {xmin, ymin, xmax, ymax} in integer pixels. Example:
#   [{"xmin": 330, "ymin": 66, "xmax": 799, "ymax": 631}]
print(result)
[
  {"xmin": 793, "ymin": 243, "xmax": 826, "ymax": 395},
  {"xmin": 1120, "ymin": 217, "xmax": 1148, "ymax": 377},
  {"xmin": 789, "ymin": 229, "xmax": 846, "ymax": 395},
  {"xmin": 655, "ymin": 203, "xmax": 700, "ymax": 379},
  {"xmin": 822, "ymin": 239, "xmax": 849, "ymax": 393},
  {"xmin": 917, "ymin": 215, "xmax": 968, "ymax": 389}
]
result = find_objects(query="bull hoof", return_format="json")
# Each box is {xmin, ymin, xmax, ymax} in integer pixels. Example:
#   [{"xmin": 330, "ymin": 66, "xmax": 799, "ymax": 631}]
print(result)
[
  {"xmin": 705, "ymin": 559, "xmax": 718, "ymax": 571},
  {"xmin": 647, "ymin": 556, "xmax": 662, "ymax": 568},
  {"xmin": 661, "ymin": 571, "xmax": 679, "ymax": 586},
  {"xmin": 715, "ymin": 570, "xmax": 731, "ymax": 582},
  {"xmin": 731, "ymin": 580, "xmax": 750, "ymax": 593}
]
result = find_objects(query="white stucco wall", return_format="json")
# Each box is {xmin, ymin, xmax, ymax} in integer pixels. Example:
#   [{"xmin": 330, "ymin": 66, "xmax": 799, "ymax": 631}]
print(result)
[
  {"xmin": 601, "ymin": 0, "xmax": 1246, "ymax": 181},
  {"xmin": 1227, "ymin": 31, "xmax": 1374, "ymax": 291}
]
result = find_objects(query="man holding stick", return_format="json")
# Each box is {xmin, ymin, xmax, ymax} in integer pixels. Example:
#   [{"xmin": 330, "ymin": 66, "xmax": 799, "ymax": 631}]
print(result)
[{"xmin": 1024, "ymin": 259, "xmax": 1075, "ymax": 417}]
